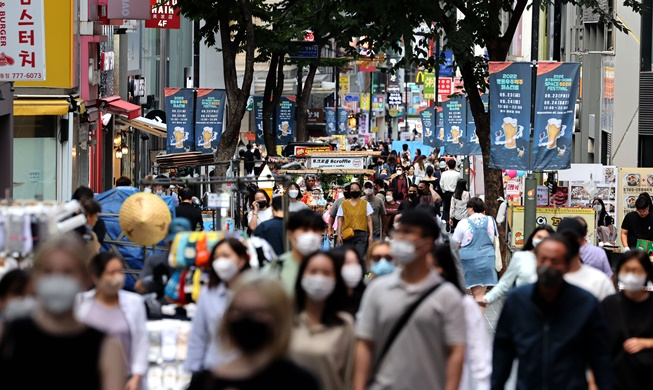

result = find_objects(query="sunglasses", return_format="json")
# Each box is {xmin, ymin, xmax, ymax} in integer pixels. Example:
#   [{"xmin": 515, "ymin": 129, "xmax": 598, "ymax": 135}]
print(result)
[{"xmin": 372, "ymin": 255, "xmax": 393, "ymax": 262}]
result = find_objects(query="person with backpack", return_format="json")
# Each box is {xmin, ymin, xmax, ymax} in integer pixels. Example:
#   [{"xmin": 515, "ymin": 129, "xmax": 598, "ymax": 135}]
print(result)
[{"xmin": 353, "ymin": 210, "xmax": 466, "ymax": 390}]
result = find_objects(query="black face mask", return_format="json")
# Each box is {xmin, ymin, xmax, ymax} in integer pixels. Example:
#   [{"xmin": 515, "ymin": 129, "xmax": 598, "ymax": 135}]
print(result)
[
  {"xmin": 228, "ymin": 317, "xmax": 273, "ymax": 354},
  {"xmin": 257, "ymin": 200, "xmax": 268, "ymax": 209},
  {"xmin": 408, "ymin": 193, "xmax": 417, "ymax": 200},
  {"xmin": 350, "ymin": 191, "xmax": 361, "ymax": 199},
  {"xmin": 536, "ymin": 265, "xmax": 564, "ymax": 287},
  {"xmin": 344, "ymin": 191, "xmax": 351, "ymax": 199},
  {"xmin": 417, "ymin": 189, "xmax": 425, "ymax": 196}
]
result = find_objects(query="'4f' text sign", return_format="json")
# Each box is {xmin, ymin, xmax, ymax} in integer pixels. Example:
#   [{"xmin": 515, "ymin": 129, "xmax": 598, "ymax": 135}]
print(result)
[{"xmin": 0, "ymin": 0, "xmax": 45, "ymax": 81}]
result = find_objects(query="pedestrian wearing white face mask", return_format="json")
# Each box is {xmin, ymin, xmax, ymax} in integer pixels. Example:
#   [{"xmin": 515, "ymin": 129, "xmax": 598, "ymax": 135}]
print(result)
[
  {"xmin": 264, "ymin": 209, "xmax": 326, "ymax": 294},
  {"xmin": 76, "ymin": 252, "xmax": 149, "ymax": 390},
  {"xmin": 185, "ymin": 238, "xmax": 251, "ymax": 374},
  {"xmin": 602, "ymin": 250, "xmax": 653, "ymax": 389},
  {"xmin": 0, "ymin": 234, "xmax": 125, "ymax": 390},
  {"xmin": 354, "ymin": 210, "xmax": 466, "ymax": 390},
  {"xmin": 331, "ymin": 246, "xmax": 366, "ymax": 317},
  {"xmin": 288, "ymin": 182, "xmax": 309, "ymax": 213},
  {"xmin": 479, "ymin": 225, "xmax": 555, "ymax": 307},
  {"xmin": 291, "ymin": 251, "xmax": 355, "ymax": 390}
]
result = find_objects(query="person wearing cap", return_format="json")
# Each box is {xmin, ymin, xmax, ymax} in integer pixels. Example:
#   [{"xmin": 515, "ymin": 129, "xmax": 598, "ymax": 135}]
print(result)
[
  {"xmin": 135, "ymin": 218, "xmax": 191, "ymax": 299},
  {"xmin": 557, "ymin": 217, "xmax": 616, "ymax": 301},
  {"xmin": 363, "ymin": 180, "xmax": 387, "ymax": 241}
]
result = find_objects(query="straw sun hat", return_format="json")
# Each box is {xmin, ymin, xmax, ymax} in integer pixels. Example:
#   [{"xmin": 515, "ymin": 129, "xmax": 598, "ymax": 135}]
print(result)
[{"xmin": 119, "ymin": 192, "xmax": 172, "ymax": 246}]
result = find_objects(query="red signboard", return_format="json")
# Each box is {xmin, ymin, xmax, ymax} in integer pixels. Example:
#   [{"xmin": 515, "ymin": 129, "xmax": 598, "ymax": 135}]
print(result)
[
  {"xmin": 145, "ymin": 0, "xmax": 180, "ymax": 29},
  {"xmin": 438, "ymin": 77, "xmax": 452, "ymax": 96}
]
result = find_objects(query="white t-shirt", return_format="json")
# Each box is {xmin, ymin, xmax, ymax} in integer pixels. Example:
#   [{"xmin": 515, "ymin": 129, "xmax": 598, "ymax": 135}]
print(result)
[
  {"xmin": 563, "ymin": 264, "xmax": 616, "ymax": 301},
  {"xmin": 336, "ymin": 201, "xmax": 374, "ymax": 217},
  {"xmin": 441, "ymin": 169, "xmax": 462, "ymax": 192},
  {"xmin": 452, "ymin": 214, "xmax": 497, "ymax": 247},
  {"xmin": 247, "ymin": 207, "xmax": 273, "ymax": 227}
]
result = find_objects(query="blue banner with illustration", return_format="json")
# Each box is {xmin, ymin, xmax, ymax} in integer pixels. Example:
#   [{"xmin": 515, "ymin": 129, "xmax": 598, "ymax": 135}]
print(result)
[
  {"xmin": 463, "ymin": 94, "xmax": 488, "ymax": 156},
  {"xmin": 337, "ymin": 108, "xmax": 348, "ymax": 135},
  {"xmin": 420, "ymin": 107, "xmax": 436, "ymax": 147},
  {"xmin": 324, "ymin": 108, "xmax": 337, "ymax": 136},
  {"xmin": 436, "ymin": 108, "xmax": 444, "ymax": 149},
  {"xmin": 254, "ymin": 96, "xmax": 265, "ymax": 145},
  {"xmin": 489, "ymin": 62, "xmax": 532, "ymax": 170},
  {"xmin": 276, "ymin": 96, "xmax": 296, "ymax": 145},
  {"xmin": 443, "ymin": 97, "xmax": 467, "ymax": 155},
  {"xmin": 194, "ymin": 89, "xmax": 226, "ymax": 153},
  {"xmin": 532, "ymin": 62, "xmax": 581, "ymax": 170},
  {"xmin": 165, "ymin": 88, "xmax": 195, "ymax": 154}
]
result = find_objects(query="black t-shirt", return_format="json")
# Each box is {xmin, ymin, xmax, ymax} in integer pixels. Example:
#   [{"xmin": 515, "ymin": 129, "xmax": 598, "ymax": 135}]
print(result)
[
  {"xmin": 620, "ymin": 211, "xmax": 653, "ymax": 248},
  {"xmin": 188, "ymin": 358, "xmax": 320, "ymax": 390},
  {"xmin": 601, "ymin": 293, "xmax": 653, "ymax": 389},
  {"xmin": 176, "ymin": 203, "xmax": 204, "ymax": 231}
]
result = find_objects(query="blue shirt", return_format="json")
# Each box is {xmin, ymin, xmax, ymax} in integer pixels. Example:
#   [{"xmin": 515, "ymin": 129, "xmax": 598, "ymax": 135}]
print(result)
[{"xmin": 254, "ymin": 216, "xmax": 285, "ymax": 256}]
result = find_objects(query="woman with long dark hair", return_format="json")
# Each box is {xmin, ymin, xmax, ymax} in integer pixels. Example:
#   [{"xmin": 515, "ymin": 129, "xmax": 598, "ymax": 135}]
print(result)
[
  {"xmin": 449, "ymin": 179, "xmax": 470, "ymax": 230},
  {"xmin": 329, "ymin": 246, "xmax": 366, "ymax": 317},
  {"xmin": 185, "ymin": 238, "xmax": 252, "ymax": 374},
  {"xmin": 593, "ymin": 198, "xmax": 616, "ymax": 244},
  {"xmin": 291, "ymin": 251, "xmax": 355, "ymax": 390}
]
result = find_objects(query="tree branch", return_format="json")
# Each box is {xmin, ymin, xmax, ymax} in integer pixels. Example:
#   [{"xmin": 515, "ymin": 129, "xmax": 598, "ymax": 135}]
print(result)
[{"xmin": 498, "ymin": 0, "xmax": 529, "ymax": 58}]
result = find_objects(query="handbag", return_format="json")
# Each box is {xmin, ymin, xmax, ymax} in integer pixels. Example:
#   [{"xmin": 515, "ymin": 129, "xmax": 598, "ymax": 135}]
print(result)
[{"xmin": 342, "ymin": 227, "xmax": 354, "ymax": 240}]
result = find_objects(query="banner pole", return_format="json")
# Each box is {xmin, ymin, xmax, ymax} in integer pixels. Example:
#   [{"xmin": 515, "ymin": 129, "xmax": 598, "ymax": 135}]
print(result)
[{"xmin": 524, "ymin": 0, "xmax": 540, "ymax": 240}]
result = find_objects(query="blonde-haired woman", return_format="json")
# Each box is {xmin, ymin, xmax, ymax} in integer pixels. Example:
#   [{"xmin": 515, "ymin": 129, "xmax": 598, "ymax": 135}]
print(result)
[
  {"xmin": 188, "ymin": 272, "xmax": 320, "ymax": 389},
  {"xmin": 0, "ymin": 234, "xmax": 125, "ymax": 390}
]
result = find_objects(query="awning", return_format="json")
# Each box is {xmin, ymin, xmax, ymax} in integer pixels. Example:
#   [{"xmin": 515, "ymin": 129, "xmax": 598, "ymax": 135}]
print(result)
[
  {"xmin": 116, "ymin": 116, "xmax": 167, "ymax": 138},
  {"xmin": 14, "ymin": 99, "xmax": 70, "ymax": 116},
  {"xmin": 100, "ymin": 96, "xmax": 141, "ymax": 120}
]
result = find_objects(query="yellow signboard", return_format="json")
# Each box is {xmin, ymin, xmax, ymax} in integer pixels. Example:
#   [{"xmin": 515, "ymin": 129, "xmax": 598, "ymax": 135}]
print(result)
[
  {"xmin": 360, "ymin": 93, "xmax": 370, "ymax": 111},
  {"xmin": 339, "ymin": 75, "xmax": 349, "ymax": 94},
  {"xmin": 510, "ymin": 206, "xmax": 596, "ymax": 248},
  {"xmin": 15, "ymin": 0, "xmax": 73, "ymax": 89}
]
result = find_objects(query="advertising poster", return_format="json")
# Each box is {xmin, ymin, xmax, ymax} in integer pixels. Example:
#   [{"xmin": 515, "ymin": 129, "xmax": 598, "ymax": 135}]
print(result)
[
  {"xmin": 254, "ymin": 96, "xmax": 265, "ymax": 145},
  {"xmin": 324, "ymin": 108, "xmax": 337, "ymax": 136},
  {"xmin": 464, "ymin": 94, "xmax": 488, "ymax": 156},
  {"xmin": 443, "ymin": 97, "xmax": 466, "ymax": 155},
  {"xmin": 420, "ymin": 107, "xmax": 436, "ymax": 147},
  {"xmin": 0, "ymin": 1, "xmax": 46, "ymax": 81},
  {"xmin": 532, "ymin": 62, "xmax": 581, "ymax": 170},
  {"xmin": 194, "ymin": 89, "xmax": 226, "ymax": 152},
  {"xmin": 559, "ymin": 164, "xmax": 618, "ymax": 224},
  {"xmin": 436, "ymin": 107, "xmax": 444, "ymax": 149},
  {"xmin": 617, "ymin": 168, "xmax": 653, "ymax": 232},
  {"xmin": 510, "ymin": 207, "xmax": 595, "ymax": 249},
  {"xmin": 276, "ymin": 96, "xmax": 295, "ymax": 145},
  {"xmin": 358, "ymin": 112, "xmax": 370, "ymax": 134},
  {"xmin": 337, "ymin": 108, "xmax": 349, "ymax": 135},
  {"xmin": 423, "ymin": 73, "xmax": 435, "ymax": 100},
  {"xmin": 489, "ymin": 62, "xmax": 532, "ymax": 170},
  {"xmin": 360, "ymin": 93, "xmax": 371, "ymax": 111},
  {"xmin": 165, "ymin": 88, "xmax": 195, "ymax": 153}
]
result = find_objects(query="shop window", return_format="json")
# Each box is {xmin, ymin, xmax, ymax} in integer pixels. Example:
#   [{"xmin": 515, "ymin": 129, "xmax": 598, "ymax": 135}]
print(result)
[{"xmin": 13, "ymin": 116, "xmax": 58, "ymax": 200}]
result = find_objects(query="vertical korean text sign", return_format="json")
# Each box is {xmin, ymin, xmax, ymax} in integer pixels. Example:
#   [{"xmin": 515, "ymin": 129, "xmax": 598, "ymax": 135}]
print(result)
[
  {"xmin": 489, "ymin": 62, "xmax": 532, "ymax": 170},
  {"xmin": 165, "ymin": 88, "xmax": 196, "ymax": 154},
  {"xmin": 0, "ymin": 0, "xmax": 46, "ymax": 81}
]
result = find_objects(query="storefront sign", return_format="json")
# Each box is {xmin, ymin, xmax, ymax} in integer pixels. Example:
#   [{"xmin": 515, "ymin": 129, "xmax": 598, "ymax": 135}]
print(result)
[
  {"xmin": 339, "ymin": 75, "xmax": 349, "ymax": 94},
  {"xmin": 510, "ymin": 207, "xmax": 595, "ymax": 249},
  {"xmin": 276, "ymin": 96, "xmax": 295, "ymax": 145},
  {"xmin": 532, "ymin": 62, "xmax": 581, "ymax": 170},
  {"xmin": 489, "ymin": 62, "xmax": 532, "ymax": 170},
  {"xmin": 617, "ymin": 168, "xmax": 653, "ymax": 231},
  {"xmin": 443, "ymin": 97, "xmax": 466, "ymax": 155},
  {"xmin": 0, "ymin": 0, "xmax": 46, "ymax": 81},
  {"xmin": 254, "ymin": 96, "xmax": 264, "ymax": 145},
  {"xmin": 358, "ymin": 112, "xmax": 369, "ymax": 134},
  {"xmin": 165, "ymin": 88, "xmax": 195, "ymax": 153},
  {"xmin": 337, "ymin": 108, "xmax": 348, "ymax": 134},
  {"xmin": 294, "ymin": 145, "xmax": 333, "ymax": 157},
  {"xmin": 360, "ymin": 93, "xmax": 370, "ymax": 111},
  {"xmin": 307, "ymin": 156, "xmax": 365, "ymax": 169},
  {"xmin": 307, "ymin": 108, "xmax": 324, "ymax": 124},
  {"xmin": 371, "ymin": 95, "xmax": 385, "ymax": 112},
  {"xmin": 420, "ymin": 107, "xmax": 436, "ymax": 148},
  {"xmin": 537, "ymin": 186, "xmax": 549, "ymax": 206},
  {"xmin": 324, "ymin": 107, "xmax": 336, "ymax": 136},
  {"xmin": 108, "ymin": 0, "xmax": 151, "ymax": 20},
  {"xmin": 463, "ymin": 94, "xmax": 487, "ymax": 156},
  {"xmin": 438, "ymin": 77, "xmax": 452, "ymax": 96},
  {"xmin": 438, "ymin": 49, "xmax": 454, "ymax": 77},
  {"xmin": 423, "ymin": 73, "xmax": 435, "ymax": 100},
  {"xmin": 145, "ymin": 0, "xmax": 180, "ymax": 29},
  {"xmin": 194, "ymin": 89, "xmax": 226, "ymax": 152}
]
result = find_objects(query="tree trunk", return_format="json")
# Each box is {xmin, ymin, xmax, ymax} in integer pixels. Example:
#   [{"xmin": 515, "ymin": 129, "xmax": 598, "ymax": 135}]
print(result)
[{"xmin": 295, "ymin": 60, "xmax": 319, "ymax": 142}]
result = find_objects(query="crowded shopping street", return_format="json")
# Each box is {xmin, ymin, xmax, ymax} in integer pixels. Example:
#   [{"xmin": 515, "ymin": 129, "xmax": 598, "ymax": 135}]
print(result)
[{"xmin": 1, "ymin": 0, "xmax": 652, "ymax": 389}]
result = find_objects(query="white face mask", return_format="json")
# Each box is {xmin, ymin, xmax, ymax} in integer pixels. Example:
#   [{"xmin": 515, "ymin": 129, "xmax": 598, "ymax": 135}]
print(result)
[
  {"xmin": 390, "ymin": 239, "xmax": 418, "ymax": 264},
  {"xmin": 396, "ymin": 170, "xmax": 403, "ymax": 175},
  {"xmin": 99, "ymin": 274, "xmax": 125, "ymax": 296},
  {"xmin": 212, "ymin": 258, "xmax": 240, "ymax": 282},
  {"xmin": 593, "ymin": 204, "xmax": 602, "ymax": 212},
  {"xmin": 3, "ymin": 296, "xmax": 36, "ymax": 320},
  {"xmin": 301, "ymin": 275, "xmax": 335, "ymax": 301},
  {"xmin": 288, "ymin": 189, "xmax": 300, "ymax": 199},
  {"xmin": 532, "ymin": 238, "xmax": 543, "ymax": 248},
  {"xmin": 294, "ymin": 232, "xmax": 323, "ymax": 255},
  {"xmin": 155, "ymin": 190, "xmax": 164, "ymax": 196},
  {"xmin": 36, "ymin": 275, "xmax": 82, "ymax": 315},
  {"xmin": 619, "ymin": 273, "xmax": 647, "ymax": 292},
  {"xmin": 386, "ymin": 195, "xmax": 393, "ymax": 202},
  {"xmin": 364, "ymin": 188, "xmax": 374, "ymax": 196},
  {"xmin": 144, "ymin": 187, "xmax": 152, "ymax": 193},
  {"xmin": 341, "ymin": 264, "xmax": 363, "ymax": 288}
]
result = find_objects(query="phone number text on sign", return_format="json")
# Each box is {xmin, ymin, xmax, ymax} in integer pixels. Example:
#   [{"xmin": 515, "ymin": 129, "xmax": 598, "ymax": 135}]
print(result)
[{"xmin": 0, "ymin": 0, "xmax": 46, "ymax": 81}]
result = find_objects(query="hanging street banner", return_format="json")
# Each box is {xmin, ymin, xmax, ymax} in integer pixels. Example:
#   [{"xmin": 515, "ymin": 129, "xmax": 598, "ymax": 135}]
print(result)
[
  {"xmin": 436, "ymin": 107, "xmax": 444, "ymax": 149},
  {"xmin": 463, "ymin": 94, "xmax": 488, "ymax": 156},
  {"xmin": 324, "ymin": 107, "xmax": 337, "ymax": 136},
  {"xmin": 276, "ymin": 96, "xmax": 296, "ymax": 145},
  {"xmin": 420, "ymin": 107, "xmax": 436, "ymax": 147},
  {"xmin": 423, "ymin": 73, "xmax": 435, "ymax": 100},
  {"xmin": 254, "ymin": 96, "xmax": 265, "ymax": 145},
  {"xmin": 337, "ymin": 108, "xmax": 349, "ymax": 135},
  {"xmin": 532, "ymin": 62, "xmax": 581, "ymax": 170},
  {"xmin": 194, "ymin": 89, "xmax": 226, "ymax": 152},
  {"xmin": 165, "ymin": 88, "xmax": 195, "ymax": 153},
  {"xmin": 443, "ymin": 97, "xmax": 467, "ymax": 155},
  {"xmin": 489, "ymin": 62, "xmax": 532, "ymax": 170},
  {"xmin": 0, "ymin": 1, "xmax": 46, "ymax": 81}
]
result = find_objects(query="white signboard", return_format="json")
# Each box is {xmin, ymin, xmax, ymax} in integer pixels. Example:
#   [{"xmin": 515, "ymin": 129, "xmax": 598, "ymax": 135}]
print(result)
[
  {"xmin": 0, "ymin": 0, "xmax": 46, "ymax": 81},
  {"xmin": 308, "ymin": 156, "xmax": 365, "ymax": 170}
]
